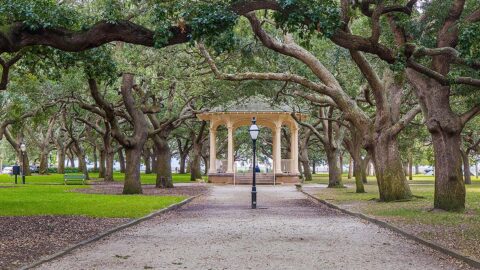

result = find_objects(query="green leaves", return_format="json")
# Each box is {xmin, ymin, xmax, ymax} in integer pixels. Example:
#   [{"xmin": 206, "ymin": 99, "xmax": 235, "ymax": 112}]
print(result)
[
  {"xmin": 459, "ymin": 22, "xmax": 480, "ymax": 62},
  {"xmin": 186, "ymin": 3, "xmax": 238, "ymax": 53},
  {"xmin": 99, "ymin": 0, "xmax": 123, "ymax": 24},
  {"xmin": 152, "ymin": 1, "xmax": 238, "ymax": 52},
  {"xmin": 273, "ymin": 0, "xmax": 342, "ymax": 45},
  {"xmin": 0, "ymin": 0, "xmax": 78, "ymax": 30}
]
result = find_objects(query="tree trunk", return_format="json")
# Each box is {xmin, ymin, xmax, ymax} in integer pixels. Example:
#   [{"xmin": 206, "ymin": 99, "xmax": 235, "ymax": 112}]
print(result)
[
  {"xmin": 407, "ymin": 72, "xmax": 466, "ymax": 211},
  {"xmin": 68, "ymin": 150, "xmax": 75, "ymax": 168},
  {"xmin": 118, "ymin": 148, "xmax": 126, "ymax": 173},
  {"xmin": 326, "ymin": 147, "xmax": 343, "ymax": 188},
  {"xmin": 431, "ymin": 130, "xmax": 465, "ymax": 210},
  {"xmin": 38, "ymin": 149, "xmax": 49, "ymax": 174},
  {"xmin": 349, "ymin": 147, "xmax": 366, "ymax": 193},
  {"xmin": 179, "ymin": 155, "xmax": 187, "ymax": 174},
  {"xmin": 104, "ymin": 147, "xmax": 114, "ymax": 182},
  {"xmin": 415, "ymin": 164, "xmax": 420, "ymax": 175},
  {"xmin": 202, "ymin": 156, "xmax": 209, "ymax": 175},
  {"xmin": 143, "ymin": 149, "xmax": 152, "ymax": 174},
  {"xmin": 312, "ymin": 160, "xmax": 316, "ymax": 174},
  {"xmin": 476, "ymin": 161, "xmax": 478, "ymax": 179},
  {"xmin": 348, "ymin": 157, "xmax": 353, "ymax": 179},
  {"xmin": 298, "ymin": 159, "xmax": 304, "ymax": 182},
  {"xmin": 190, "ymin": 145, "xmax": 202, "ymax": 181},
  {"xmin": 339, "ymin": 154, "xmax": 343, "ymax": 174},
  {"xmin": 123, "ymin": 146, "xmax": 143, "ymax": 194},
  {"xmin": 361, "ymin": 160, "xmax": 368, "ymax": 183},
  {"xmin": 151, "ymin": 147, "xmax": 157, "ymax": 174},
  {"xmin": 154, "ymin": 136, "xmax": 173, "ymax": 188},
  {"xmin": 77, "ymin": 153, "xmax": 89, "ymax": 180},
  {"xmin": 299, "ymin": 144, "xmax": 312, "ymax": 181},
  {"xmin": 301, "ymin": 159, "xmax": 312, "ymax": 181},
  {"xmin": 18, "ymin": 151, "xmax": 31, "ymax": 176},
  {"xmin": 461, "ymin": 150, "xmax": 472, "ymax": 185},
  {"xmin": 93, "ymin": 147, "xmax": 98, "ymax": 172},
  {"xmin": 186, "ymin": 160, "xmax": 191, "ymax": 175},
  {"xmin": 408, "ymin": 154, "xmax": 413, "ymax": 180},
  {"xmin": 57, "ymin": 147, "xmax": 65, "ymax": 174},
  {"xmin": 99, "ymin": 150, "xmax": 106, "ymax": 178},
  {"xmin": 369, "ymin": 135, "xmax": 412, "ymax": 201},
  {"xmin": 77, "ymin": 150, "xmax": 90, "ymax": 180}
]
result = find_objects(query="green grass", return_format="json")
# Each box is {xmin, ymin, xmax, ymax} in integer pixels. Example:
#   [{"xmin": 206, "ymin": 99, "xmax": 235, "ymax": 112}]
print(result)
[
  {"xmin": 0, "ymin": 172, "xmax": 198, "ymax": 218},
  {"xmin": 0, "ymin": 185, "xmax": 185, "ymax": 218},
  {"xmin": 0, "ymin": 172, "xmax": 204, "ymax": 185},
  {"xmin": 307, "ymin": 173, "xmax": 480, "ymax": 259}
]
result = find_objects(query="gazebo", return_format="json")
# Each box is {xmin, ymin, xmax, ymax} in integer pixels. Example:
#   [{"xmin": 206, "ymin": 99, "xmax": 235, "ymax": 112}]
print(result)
[{"xmin": 197, "ymin": 97, "xmax": 306, "ymax": 184}]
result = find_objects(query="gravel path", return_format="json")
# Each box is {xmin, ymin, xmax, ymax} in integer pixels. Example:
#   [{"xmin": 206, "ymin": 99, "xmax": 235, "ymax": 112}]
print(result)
[{"xmin": 34, "ymin": 186, "xmax": 474, "ymax": 269}]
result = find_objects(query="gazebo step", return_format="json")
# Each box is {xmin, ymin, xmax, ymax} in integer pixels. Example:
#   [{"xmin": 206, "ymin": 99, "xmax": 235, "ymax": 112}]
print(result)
[{"xmin": 234, "ymin": 174, "xmax": 275, "ymax": 184}]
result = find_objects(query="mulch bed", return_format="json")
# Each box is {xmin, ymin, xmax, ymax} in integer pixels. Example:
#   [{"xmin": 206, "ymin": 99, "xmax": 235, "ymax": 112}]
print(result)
[
  {"xmin": 0, "ymin": 216, "xmax": 129, "ymax": 269},
  {"xmin": 75, "ymin": 183, "xmax": 211, "ymax": 197}
]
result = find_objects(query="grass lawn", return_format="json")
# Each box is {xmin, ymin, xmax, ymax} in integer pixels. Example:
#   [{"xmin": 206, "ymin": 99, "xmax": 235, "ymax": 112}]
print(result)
[
  {"xmin": 306, "ymin": 173, "xmax": 480, "ymax": 259},
  {"xmin": 0, "ymin": 173, "xmax": 197, "ymax": 218},
  {"xmin": 0, "ymin": 172, "xmax": 204, "ymax": 185},
  {"xmin": 0, "ymin": 185, "xmax": 186, "ymax": 218}
]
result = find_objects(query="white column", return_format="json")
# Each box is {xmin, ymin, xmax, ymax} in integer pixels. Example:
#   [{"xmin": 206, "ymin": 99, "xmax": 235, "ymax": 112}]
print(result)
[
  {"xmin": 274, "ymin": 122, "xmax": 282, "ymax": 173},
  {"xmin": 227, "ymin": 122, "xmax": 234, "ymax": 173},
  {"xmin": 291, "ymin": 125, "xmax": 300, "ymax": 174},
  {"xmin": 208, "ymin": 126, "xmax": 217, "ymax": 174}
]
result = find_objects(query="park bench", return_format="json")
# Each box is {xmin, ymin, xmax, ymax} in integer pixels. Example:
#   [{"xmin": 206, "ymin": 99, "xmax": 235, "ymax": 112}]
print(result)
[{"xmin": 64, "ymin": 174, "xmax": 86, "ymax": 185}]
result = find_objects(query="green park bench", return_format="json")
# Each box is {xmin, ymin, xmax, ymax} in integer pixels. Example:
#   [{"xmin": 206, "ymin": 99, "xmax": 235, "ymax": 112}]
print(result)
[{"xmin": 64, "ymin": 174, "xmax": 86, "ymax": 185}]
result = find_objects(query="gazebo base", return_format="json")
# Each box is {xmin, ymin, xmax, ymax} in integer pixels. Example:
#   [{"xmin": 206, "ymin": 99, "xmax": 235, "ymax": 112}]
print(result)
[
  {"xmin": 208, "ymin": 173, "xmax": 235, "ymax": 184},
  {"xmin": 208, "ymin": 173, "xmax": 300, "ymax": 185}
]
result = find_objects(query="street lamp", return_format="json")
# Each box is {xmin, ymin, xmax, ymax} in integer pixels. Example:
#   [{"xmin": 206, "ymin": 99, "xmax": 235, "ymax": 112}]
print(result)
[
  {"xmin": 20, "ymin": 143, "xmax": 26, "ymax": 184},
  {"xmin": 249, "ymin": 117, "xmax": 260, "ymax": 209}
]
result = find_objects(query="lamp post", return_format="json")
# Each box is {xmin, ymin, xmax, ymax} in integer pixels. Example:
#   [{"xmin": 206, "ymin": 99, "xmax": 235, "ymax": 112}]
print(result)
[
  {"xmin": 249, "ymin": 117, "xmax": 260, "ymax": 209},
  {"xmin": 20, "ymin": 143, "xmax": 26, "ymax": 184}
]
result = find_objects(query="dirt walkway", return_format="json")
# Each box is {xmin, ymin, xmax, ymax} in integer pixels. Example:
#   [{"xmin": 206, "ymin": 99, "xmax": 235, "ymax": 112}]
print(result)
[{"xmin": 34, "ymin": 186, "xmax": 473, "ymax": 269}]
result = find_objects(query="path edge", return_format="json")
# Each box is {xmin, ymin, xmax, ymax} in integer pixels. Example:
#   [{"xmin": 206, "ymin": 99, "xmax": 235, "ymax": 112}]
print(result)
[
  {"xmin": 20, "ymin": 195, "xmax": 197, "ymax": 270},
  {"xmin": 301, "ymin": 189, "xmax": 480, "ymax": 269}
]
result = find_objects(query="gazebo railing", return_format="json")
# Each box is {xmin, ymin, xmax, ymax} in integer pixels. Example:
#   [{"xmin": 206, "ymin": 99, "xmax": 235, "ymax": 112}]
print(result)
[
  {"xmin": 215, "ymin": 159, "xmax": 228, "ymax": 173},
  {"xmin": 281, "ymin": 159, "xmax": 293, "ymax": 173}
]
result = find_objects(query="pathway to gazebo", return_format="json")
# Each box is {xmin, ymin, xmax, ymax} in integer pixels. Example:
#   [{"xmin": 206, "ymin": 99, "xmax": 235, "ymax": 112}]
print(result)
[{"xmin": 35, "ymin": 186, "xmax": 471, "ymax": 269}]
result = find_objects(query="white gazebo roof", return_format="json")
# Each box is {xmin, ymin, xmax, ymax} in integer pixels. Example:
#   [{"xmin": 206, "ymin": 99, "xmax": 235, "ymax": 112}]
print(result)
[
  {"xmin": 210, "ymin": 96, "xmax": 295, "ymax": 113},
  {"xmin": 198, "ymin": 96, "xmax": 307, "ymax": 129}
]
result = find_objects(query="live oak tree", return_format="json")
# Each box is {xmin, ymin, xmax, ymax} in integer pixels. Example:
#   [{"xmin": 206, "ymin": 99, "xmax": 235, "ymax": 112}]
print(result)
[
  {"xmin": 59, "ymin": 105, "xmax": 96, "ymax": 180},
  {"xmin": 461, "ymin": 118, "xmax": 480, "ymax": 185},
  {"xmin": 292, "ymin": 107, "xmax": 347, "ymax": 188},
  {"xmin": 121, "ymin": 45, "xmax": 207, "ymax": 188},
  {"xmin": 298, "ymin": 127, "xmax": 314, "ymax": 181},
  {"xmin": 188, "ymin": 121, "xmax": 207, "ymax": 181},
  {"xmin": 27, "ymin": 113, "xmax": 57, "ymax": 174},
  {"xmin": 174, "ymin": 133, "xmax": 192, "ymax": 174},
  {"xmin": 340, "ymin": 0, "xmax": 480, "ymax": 211},
  {"xmin": 75, "ymin": 115, "xmax": 115, "ymax": 182},
  {"xmin": 0, "ymin": 0, "xmax": 478, "ymax": 210},
  {"xmin": 88, "ymin": 74, "xmax": 148, "ymax": 194}
]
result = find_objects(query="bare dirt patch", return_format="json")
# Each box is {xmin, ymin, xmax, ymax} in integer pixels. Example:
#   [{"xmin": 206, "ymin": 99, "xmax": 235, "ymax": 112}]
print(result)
[
  {"xmin": 0, "ymin": 216, "xmax": 128, "ymax": 270},
  {"xmin": 75, "ymin": 183, "xmax": 210, "ymax": 197}
]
